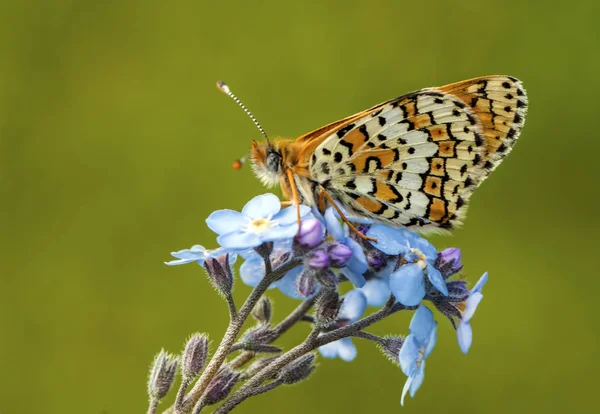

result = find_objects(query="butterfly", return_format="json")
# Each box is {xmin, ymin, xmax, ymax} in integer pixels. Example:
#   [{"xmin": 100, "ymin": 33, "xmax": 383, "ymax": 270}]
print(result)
[{"xmin": 219, "ymin": 76, "xmax": 528, "ymax": 238}]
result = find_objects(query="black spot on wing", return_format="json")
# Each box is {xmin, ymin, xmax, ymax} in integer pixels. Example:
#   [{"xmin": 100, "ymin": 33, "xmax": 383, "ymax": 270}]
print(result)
[{"xmin": 337, "ymin": 123, "xmax": 355, "ymax": 139}]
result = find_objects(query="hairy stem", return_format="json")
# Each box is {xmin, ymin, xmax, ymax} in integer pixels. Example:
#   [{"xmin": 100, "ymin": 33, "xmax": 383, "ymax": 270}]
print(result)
[
  {"xmin": 216, "ymin": 296, "xmax": 401, "ymax": 413},
  {"xmin": 229, "ymin": 295, "xmax": 317, "ymax": 370},
  {"xmin": 225, "ymin": 293, "xmax": 237, "ymax": 320},
  {"xmin": 147, "ymin": 399, "xmax": 159, "ymax": 414},
  {"xmin": 214, "ymin": 379, "xmax": 284, "ymax": 414},
  {"xmin": 162, "ymin": 258, "xmax": 302, "ymax": 414},
  {"xmin": 173, "ymin": 378, "xmax": 190, "ymax": 414}
]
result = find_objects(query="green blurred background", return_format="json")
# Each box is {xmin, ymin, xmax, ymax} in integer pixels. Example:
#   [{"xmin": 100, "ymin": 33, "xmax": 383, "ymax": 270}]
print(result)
[{"xmin": 2, "ymin": 0, "xmax": 599, "ymax": 413}]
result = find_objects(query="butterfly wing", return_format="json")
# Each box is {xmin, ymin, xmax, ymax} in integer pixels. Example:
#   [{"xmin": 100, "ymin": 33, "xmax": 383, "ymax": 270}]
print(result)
[{"xmin": 307, "ymin": 76, "xmax": 528, "ymax": 232}]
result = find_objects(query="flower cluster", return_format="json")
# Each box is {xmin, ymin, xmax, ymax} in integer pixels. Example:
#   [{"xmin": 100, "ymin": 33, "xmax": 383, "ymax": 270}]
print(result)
[{"xmin": 157, "ymin": 193, "xmax": 488, "ymax": 411}]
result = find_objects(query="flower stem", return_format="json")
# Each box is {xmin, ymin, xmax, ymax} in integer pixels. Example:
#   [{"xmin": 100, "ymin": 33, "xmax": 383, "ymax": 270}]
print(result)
[
  {"xmin": 162, "ymin": 258, "xmax": 302, "ymax": 414},
  {"xmin": 215, "ymin": 296, "xmax": 401, "ymax": 413},
  {"xmin": 173, "ymin": 378, "xmax": 190, "ymax": 414},
  {"xmin": 147, "ymin": 398, "xmax": 159, "ymax": 414}
]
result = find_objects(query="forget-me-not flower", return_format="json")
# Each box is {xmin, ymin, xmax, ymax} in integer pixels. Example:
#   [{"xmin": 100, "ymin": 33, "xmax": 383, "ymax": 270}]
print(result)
[
  {"xmin": 165, "ymin": 245, "xmax": 235, "ymax": 266},
  {"xmin": 367, "ymin": 224, "xmax": 448, "ymax": 306},
  {"xmin": 206, "ymin": 193, "xmax": 311, "ymax": 250},
  {"xmin": 399, "ymin": 305, "xmax": 438, "ymax": 405}
]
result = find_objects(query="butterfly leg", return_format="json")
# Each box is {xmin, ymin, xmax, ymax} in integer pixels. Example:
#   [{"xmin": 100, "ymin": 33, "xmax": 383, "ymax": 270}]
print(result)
[
  {"xmin": 280, "ymin": 201, "xmax": 293, "ymax": 208},
  {"xmin": 285, "ymin": 169, "xmax": 303, "ymax": 226},
  {"xmin": 319, "ymin": 188, "xmax": 377, "ymax": 242}
]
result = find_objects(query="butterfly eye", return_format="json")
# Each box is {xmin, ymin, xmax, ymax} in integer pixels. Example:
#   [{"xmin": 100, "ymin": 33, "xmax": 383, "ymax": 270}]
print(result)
[{"xmin": 266, "ymin": 151, "xmax": 282, "ymax": 173}]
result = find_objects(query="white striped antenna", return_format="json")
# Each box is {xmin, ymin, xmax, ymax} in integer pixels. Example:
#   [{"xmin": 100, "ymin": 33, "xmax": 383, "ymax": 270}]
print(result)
[{"xmin": 217, "ymin": 81, "xmax": 271, "ymax": 146}]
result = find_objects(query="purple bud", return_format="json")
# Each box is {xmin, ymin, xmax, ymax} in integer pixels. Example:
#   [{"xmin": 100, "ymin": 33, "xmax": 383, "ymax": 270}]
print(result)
[
  {"xmin": 295, "ymin": 219, "xmax": 324, "ymax": 249},
  {"xmin": 204, "ymin": 365, "xmax": 240, "ymax": 405},
  {"xmin": 181, "ymin": 333, "xmax": 209, "ymax": 381},
  {"xmin": 367, "ymin": 250, "xmax": 386, "ymax": 271},
  {"xmin": 328, "ymin": 243, "xmax": 353, "ymax": 267},
  {"xmin": 204, "ymin": 254, "xmax": 233, "ymax": 294},
  {"xmin": 296, "ymin": 269, "xmax": 317, "ymax": 297},
  {"xmin": 147, "ymin": 349, "xmax": 178, "ymax": 401},
  {"xmin": 436, "ymin": 247, "xmax": 463, "ymax": 278},
  {"xmin": 307, "ymin": 249, "xmax": 330, "ymax": 270}
]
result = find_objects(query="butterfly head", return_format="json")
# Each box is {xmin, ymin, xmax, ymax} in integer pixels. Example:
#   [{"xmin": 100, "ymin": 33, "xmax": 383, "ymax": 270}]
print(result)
[{"xmin": 250, "ymin": 140, "xmax": 285, "ymax": 188}]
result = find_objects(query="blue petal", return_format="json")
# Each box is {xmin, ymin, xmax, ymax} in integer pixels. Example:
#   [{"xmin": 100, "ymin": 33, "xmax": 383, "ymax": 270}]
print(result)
[
  {"xmin": 239, "ymin": 258, "xmax": 265, "ymax": 287},
  {"xmin": 242, "ymin": 193, "xmax": 281, "ymax": 219},
  {"xmin": 398, "ymin": 335, "xmax": 419, "ymax": 376},
  {"xmin": 424, "ymin": 324, "xmax": 437, "ymax": 358},
  {"xmin": 409, "ymin": 305, "xmax": 436, "ymax": 344},
  {"xmin": 205, "ymin": 210, "xmax": 248, "ymax": 236},
  {"xmin": 409, "ymin": 363, "xmax": 425, "ymax": 397},
  {"xmin": 471, "ymin": 272, "xmax": 489, "ymax": 294},
  {"xmin": 345, "ymin": 238, "xmax": 368, "ymax": 274},
  {"xmin": 404, "ymin": 231, "xmax": 437, "ymax": 261},
  {"xmin": 324, "ymin": 208, "xmax": 345, "ymax": 241},
  {"xmin": 359, "ymin": 278, "xmax": 391, "ymax": 307},
  {"xmin": 463, "ymin": 292, "xmax": 483, "ymax": 322},
  {"xmin": 339, "ymin": 289, "xmax": 367, "ymax": 322},
  {"xmin": 336, "ymin": 338, "xmax": 358, "ymax": 362},
  {"xmin": 318, "ymin": 338, "xmax": 357, "ymax": 361},
  {"xmin": 401, "ymin": 374, "xmax": 413, "ymax": 406},
  {"xmin": 340, "ymin": 267, "xmax": 367, "ymax": 288},
  {"xmin": 262, "ymin": 223, "xmax": 299, "ymax": 242},
  {"xmin": 165, "ymin": 257, "xmax": 198, "ymax": 266},
  {"xmin": 273, "ymin": 205, "xmax": 311, "ymax": 226},
  {"xmin": 457, "ymin": 321, "xmax": 473, "ymax": 354},
  {"xmin": 426, "ymin": 263, "xmax": 448, "ymax": 296},
  {"xmin": 217, "ymin": 231, "xmax": 262, "ymax": 249},
  {"xmin": 389, "ymin": 263, "xmax": 426, "ymax": 306},
  {"xmin": 367, "ymin": 225, "xmax": 408, "ymax": 255}
]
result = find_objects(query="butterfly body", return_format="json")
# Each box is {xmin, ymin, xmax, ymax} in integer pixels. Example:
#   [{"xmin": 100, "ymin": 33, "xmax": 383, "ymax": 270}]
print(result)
[{"xmin": 247, "ymin": 76, "xmax": 528, "ymax": 233}]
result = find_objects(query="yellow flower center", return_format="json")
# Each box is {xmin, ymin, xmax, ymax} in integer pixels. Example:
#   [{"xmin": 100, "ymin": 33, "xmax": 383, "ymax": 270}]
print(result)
[{"xmin": 247, "ymin": 218, "xmax": 272, "ymax": 233}]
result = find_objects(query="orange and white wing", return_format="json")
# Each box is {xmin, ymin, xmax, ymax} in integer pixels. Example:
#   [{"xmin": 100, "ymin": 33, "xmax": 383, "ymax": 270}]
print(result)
[{"xmin": 308, "ymin": 75, "xmax": 528, "ymax": 232}]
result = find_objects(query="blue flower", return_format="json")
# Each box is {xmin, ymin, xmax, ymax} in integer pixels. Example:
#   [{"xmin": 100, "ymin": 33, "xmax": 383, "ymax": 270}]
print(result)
[
  {"xmin": 206, "ymin": 193, "xmax": 311, "ymax": 250},
  {"xmin": 323, "ymin": 208, "xmax": 368, "ymax": 288},
  {"xmin": 457, "ymin": 272, "xmax": 488, "ymax": 354},
  {"xmin": 367, "ymin": 224, "xmax": 448, "ymax": 306},
  {"xmin": 358, "ymin": 276, "xmax": 391, "ymax": 307},
  {"xmin": 165, "ymin": 245, "xmax": 235, "ymax": 266},
  {"xmin": 318, "ymin": 289, "xmax": 367, "ymax": 361},
  {"xmin": 399, "ymin": 305, "xmax": 437, "ymax": 406}
]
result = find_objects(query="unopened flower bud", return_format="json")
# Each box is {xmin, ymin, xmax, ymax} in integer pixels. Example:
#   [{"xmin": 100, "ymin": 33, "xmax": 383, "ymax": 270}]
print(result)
[
  {"xmin": 367, "ymin": 250, "xmax": 386, "ymax": 271},
  {"xmin": 296, "ymin": 270, "xmax": 317, "ymax": 297},
  {"xmin": 294, "ymin": 219, "xmax": 324, "ymax": 249},
  {"xmin": 278, "ymin": 353, "xmax": 316, "ymax": 385},
  {"xmin": 307, "ymin": 249, "xmax": 330, "ymax": 270},
  {"xmin": 204, "ymin": 254, "xmax": 233, "ymax": 294},
  {"xmin": 180, "ymin": 333, "xmax": 209, "ymax": 381},
  {"xmin": 315, "ymin": 269, "xmax": 338, "ymax": 289},
  {"xmin": 203, "ymin": 365, "xmax": 240, "ymax": 405},
  {"xmin": 251, "ymin": 297, "xmax": 272, "ymax": 324},
  {"xmin": 315, "ymin": 290, "xmax": 343, "ymax": 327},
  {"xmin": 376, "ymin": 336, "xmax": 405, "ymax": 366},
  {"xmin": 436, "ymin": 247, "xmax": 463, "ymax": 278},
  {"xmin": 328, "ymin": 243, "xmax": 353, "ymax": 267},
  {"xmin": 147, "ymin": 349, "xmax": 178, "ymax": 401},
  {"xmin": 242, "ymin": 325, "xmax": 278, "ymax": 345}
]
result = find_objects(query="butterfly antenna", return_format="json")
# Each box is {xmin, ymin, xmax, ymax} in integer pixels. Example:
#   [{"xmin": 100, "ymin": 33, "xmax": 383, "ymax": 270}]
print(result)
[{"xmin": 217, "ymin": 81, "xmax": 271, "ymax": 146}]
